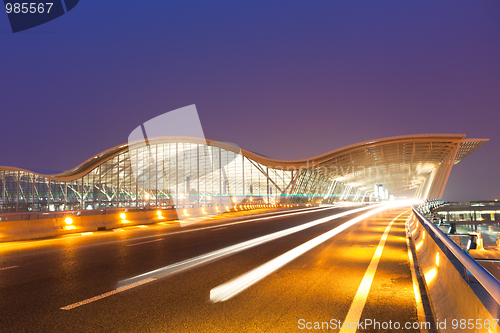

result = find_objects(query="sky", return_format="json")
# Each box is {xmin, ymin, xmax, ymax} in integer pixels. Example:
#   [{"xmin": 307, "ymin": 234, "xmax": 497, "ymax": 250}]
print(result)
[{"xmin": 1, "ymin": 0, "xmax": 499, "ymax": 201}]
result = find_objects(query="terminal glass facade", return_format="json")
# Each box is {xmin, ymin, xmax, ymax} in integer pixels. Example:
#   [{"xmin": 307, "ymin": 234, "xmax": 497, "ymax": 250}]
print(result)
[{"xmin": 0, "ymin": 141, "xmax": 363, "ymax": 213}]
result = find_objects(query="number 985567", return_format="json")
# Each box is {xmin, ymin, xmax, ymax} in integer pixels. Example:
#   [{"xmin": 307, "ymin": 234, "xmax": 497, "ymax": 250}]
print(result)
[{"xmin": 5, "ymin": 3, "xmax": 53, "ymax": 14}]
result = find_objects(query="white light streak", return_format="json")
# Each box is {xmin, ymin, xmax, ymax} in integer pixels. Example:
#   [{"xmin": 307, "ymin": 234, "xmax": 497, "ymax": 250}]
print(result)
[
  {"xmin": 59, "ymin": 205, "xmax": 376, "ymax": 310},
  {"xmin": 210, "ymin": 206, "xmax": 391, "ymax": 302},
  {"xmin": 118, "ymin": 205, "xmax": 375, "ymax": 288}
]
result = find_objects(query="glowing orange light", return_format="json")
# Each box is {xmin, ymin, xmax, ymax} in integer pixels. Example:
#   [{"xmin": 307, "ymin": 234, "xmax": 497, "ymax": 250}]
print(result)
[{"xmin": 424, "ymin": 268, "xmax": 437, "ymax": 283}]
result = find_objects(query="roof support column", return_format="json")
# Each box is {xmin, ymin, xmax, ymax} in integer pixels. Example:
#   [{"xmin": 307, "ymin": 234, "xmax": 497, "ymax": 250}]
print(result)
[
  {"xmin": 428, "ymin": 141, "xmax": 461, "ymax": 199},
  {"xmin": 436, "ymin": 142, "xmax": 461, "ymax": 199},
  {"xmin": 421, "ymin": 170, "xmax": 436, "ymax": 200},
  {"xmin": 427, "ymin": 164, "xmax": 446, "ymax": 199}
]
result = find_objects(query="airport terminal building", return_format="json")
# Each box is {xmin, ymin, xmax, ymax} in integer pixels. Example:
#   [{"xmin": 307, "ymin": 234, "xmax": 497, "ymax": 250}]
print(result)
[{"xmin": 0, "ymin": 134, "xmax": 487, "ymax": 213}]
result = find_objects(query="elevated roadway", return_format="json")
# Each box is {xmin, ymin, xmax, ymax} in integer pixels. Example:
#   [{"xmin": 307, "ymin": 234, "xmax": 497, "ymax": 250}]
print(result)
[{"xmin": 0, "ymin": 205, "xmax": 429, "ymax": 332}]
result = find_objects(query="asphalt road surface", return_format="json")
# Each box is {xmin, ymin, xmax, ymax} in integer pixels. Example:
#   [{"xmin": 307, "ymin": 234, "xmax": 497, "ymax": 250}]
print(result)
[{"xmin": 0, "ymin": 205, "xmax": 424, "ymax": 332}]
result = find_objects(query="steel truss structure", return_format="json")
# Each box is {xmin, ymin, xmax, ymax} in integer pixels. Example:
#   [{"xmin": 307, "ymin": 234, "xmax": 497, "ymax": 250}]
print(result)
[{"xmin": 0, "ymin": 134, "xmax": 487, "ymax": 213}]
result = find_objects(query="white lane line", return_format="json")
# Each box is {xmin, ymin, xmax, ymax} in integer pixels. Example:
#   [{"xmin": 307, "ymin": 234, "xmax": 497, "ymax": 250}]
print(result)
[
  {"xmin": 0, "ymin": 266, "xmax": 19, "ymax": 271},
  {"xmin": 60, "ymin": 205, "xmax": 376, "ymax": 310},
  {"xmin": 338, "ymin": 211, "xmax": 407, "ymax": 333},
  {"xmin": 126, "ymin": 238, "xmax": 164, "ymax": 247},
  {"xmin": 210, "ymin": 227, "xmax": 227, "ymax": 231},
  {"xmin": 209, "ymin": 206, "xmax": 391, "ymax": 303},
  {"xmin": 61, "ymin": 278, "xmax": 155, "ymax": 310}
]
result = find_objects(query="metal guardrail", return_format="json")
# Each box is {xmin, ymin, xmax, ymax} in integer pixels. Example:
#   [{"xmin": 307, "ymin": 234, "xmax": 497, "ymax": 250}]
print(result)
[{"xmin": 412, "ymin": 204, "xmax": 500, "ymax": 305}]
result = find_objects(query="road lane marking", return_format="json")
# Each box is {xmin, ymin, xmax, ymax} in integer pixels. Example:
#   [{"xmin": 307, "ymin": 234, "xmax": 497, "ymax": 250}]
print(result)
[
  {"xmin": 209, "ymin": 206, "xmax": 392, "ymax": 302},
  {"xmin": 60, "ymin": 278, "xmax": 155, "ymax": 310},
  {"xmin": 210, "ymin": 227, "xmax": 227, "ymax": 231},
  {"xmin": 339, "ymin": 211, "xmax": 407, "ymax": 333},
  {"xmin": 126, "ymin": 238, "xmax": 164, "ymax": 247},
  {"xmin": 0, "ymin": 266, "xmax": 19, "ymax": 271},
  {"xmin": 60, "ymin": 205, "xmax": 377, "ymax": 310}
]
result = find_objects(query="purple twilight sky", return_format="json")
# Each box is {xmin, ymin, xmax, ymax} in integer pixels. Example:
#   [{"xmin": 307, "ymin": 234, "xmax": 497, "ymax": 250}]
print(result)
[{"xmin": 0, "ymin": 1, "xmax": 499, "ymax": 201}]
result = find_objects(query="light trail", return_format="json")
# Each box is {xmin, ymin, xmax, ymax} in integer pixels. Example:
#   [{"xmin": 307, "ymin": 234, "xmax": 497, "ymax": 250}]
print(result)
[
  {"xmin": 1, "ymin": 206, "xmax": 335, "ymax": 254},
  {"xmin": 60, "ymin": 205, "xmax": 376, "ymax": 310},
  {"xmin": 209, "ymin": 205, "xmax": 392, "ymax": 303},
  {"xmin": 154, "ymin": 205, "xmax": 339, "ymax": 235},
  {"xmin": 118, "ymin": 205, "xmax": 374, "ymax": 288},
  {"xmin": 0, "ymin": 206, "xmax": 329, "ymax": 252}
]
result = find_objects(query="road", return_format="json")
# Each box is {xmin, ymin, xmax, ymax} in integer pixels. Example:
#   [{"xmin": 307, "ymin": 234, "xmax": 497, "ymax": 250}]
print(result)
[{"xmin": 0, "ymin": 205, "xmax": 425, "ymax": 332}]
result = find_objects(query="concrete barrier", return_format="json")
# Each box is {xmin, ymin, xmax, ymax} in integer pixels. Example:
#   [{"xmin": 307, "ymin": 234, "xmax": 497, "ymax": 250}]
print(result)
[
  {"xmin": 408, "ymin": 208, "xmax": 500, "ymax": 332},
  {"xmin": 0, "ymin": 218, "xmax": 62, "ymax": 241},
  {"xmin": 0, "ymin": 204, "xmax": 305, "ymax": 242}
]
